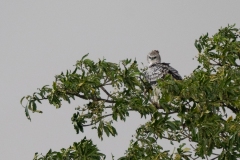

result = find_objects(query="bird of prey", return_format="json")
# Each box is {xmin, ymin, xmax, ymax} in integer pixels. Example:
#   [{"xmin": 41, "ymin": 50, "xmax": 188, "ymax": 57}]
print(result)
[{"xmin": 144, "ymin": 50, "xmax": 182, "ymax": 105}]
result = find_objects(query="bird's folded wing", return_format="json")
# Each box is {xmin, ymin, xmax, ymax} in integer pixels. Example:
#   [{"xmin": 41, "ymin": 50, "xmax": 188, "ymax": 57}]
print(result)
[
  {"xmin": 144, "ymin": 63, "xmax": 182, "ymax": 83},
  {"xmin": 167, "ymin": 65, "xmax": 182, "ymax": 80}
]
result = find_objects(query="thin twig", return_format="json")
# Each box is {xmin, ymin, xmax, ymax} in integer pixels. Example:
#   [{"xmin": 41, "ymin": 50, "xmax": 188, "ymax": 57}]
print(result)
[
  {"xmin": 190, "ymin": 144, "xmax": 196, "ymax": 150},
  {"xmin": 66, "ymin": 92, "xmax": 116, "ymax": 103},
  {"xmin": 100, "ymin": 86, "xmax": 112, "ymax": 98},
  {"xmin": 211, "ymin": 155, "xmax": 219, "ymax": 160},
  {"xmin": 82, "ymin": 114, "xmax": 113, "ymax": 127}
]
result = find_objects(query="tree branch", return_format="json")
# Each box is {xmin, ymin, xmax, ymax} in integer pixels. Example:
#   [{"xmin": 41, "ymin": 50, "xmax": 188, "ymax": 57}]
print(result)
[
  {"xmin": 65, "ymin": 91, "xmax": 116, "ymax": 103},
  {"xmin": 100, "ymin": 86, "xmax": 112, "ymax": 98},
  {"xmin": 211, "ymin": 155, "xmax": 219, "ymax": 160},
  {"xmin": 82, "ymin": 114, "xmax": 113, "ymax": 127},
  {"xmin": 226, "ymin": 104, "xmax": 240, "ymax": 113}
]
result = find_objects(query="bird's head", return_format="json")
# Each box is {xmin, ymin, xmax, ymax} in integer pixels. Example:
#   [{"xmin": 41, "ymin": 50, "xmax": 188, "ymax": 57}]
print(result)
[{"xmin": 147, "ymin": 50, "xmax": 161, "ymax": 66}]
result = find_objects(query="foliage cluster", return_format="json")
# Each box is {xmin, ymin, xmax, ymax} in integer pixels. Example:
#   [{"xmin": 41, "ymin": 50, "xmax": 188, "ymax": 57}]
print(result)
[{"xmin": 21, "ymin": 25, "xmax": 240, "ymax": 159}]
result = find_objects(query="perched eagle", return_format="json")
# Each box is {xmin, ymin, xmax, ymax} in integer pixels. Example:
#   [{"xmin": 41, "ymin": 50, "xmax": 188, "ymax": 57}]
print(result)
[{"xmin": 144, "ymin": 50, "xmax": 182, "ymax": 104}]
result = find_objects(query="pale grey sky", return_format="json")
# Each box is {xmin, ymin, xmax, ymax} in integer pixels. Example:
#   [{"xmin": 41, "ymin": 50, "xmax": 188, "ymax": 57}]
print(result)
[{"xmin": 1, "ymin": 1, "xmax": 240, "ymax": 159}]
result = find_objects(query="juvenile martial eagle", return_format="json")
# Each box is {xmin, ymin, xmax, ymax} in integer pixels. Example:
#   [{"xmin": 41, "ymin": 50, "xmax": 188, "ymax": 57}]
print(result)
[{"xmin": 144, "ymin": 50, "xmax": 182, "ymax": 104}]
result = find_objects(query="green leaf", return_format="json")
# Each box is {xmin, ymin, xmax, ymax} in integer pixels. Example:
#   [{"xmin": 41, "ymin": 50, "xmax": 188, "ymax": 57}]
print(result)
[
  {"xmin": 32, "ymin": 101, "xmax": 37, "ymax": 112},
  {"xmin": 20, "ymin": 96, "xmax": 25, "ymax": 105},
  {"xmin": 25, "ymin": 107, "xmax": 31, "ymax": 121},
  {"xmin": 81, "ymin": 53, "xmax": 89, "ymax": 61},
  {"xmin": 195, "ymin": 40, "xmax": 202, "ymax": 53},
  {"xmin": 72, "ymin": 67, "xmax": 78, "ymax": 74},
  {"xmin": 103, "ymin": 126, "xmax": 110, "ymax": 137}
]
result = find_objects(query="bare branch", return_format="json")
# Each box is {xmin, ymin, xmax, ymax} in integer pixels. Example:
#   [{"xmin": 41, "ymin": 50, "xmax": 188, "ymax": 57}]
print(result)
[
  {"xmin": 211, "ymin": 155, "xmax": 219, "ymax": 160},
  {"xmin": 226, "ymin": 104, "xmax": 240, "ymax": 113},
  {"xmin": 190, "ymin": 144, "xmax": 196, "ymax": 150},
  {"xmin": 100, "ymin": 86, "xmax": 112, "ymax": 98}
]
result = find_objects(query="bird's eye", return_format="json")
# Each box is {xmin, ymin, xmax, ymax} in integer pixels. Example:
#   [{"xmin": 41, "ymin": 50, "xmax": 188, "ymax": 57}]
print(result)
[
  {"xmin": 149, "ymin": 56, "xmax": 157, "ymax": 60},
  {"xmin": 149, "ymin": 56, "xmax": 156, "ymax": 60}
]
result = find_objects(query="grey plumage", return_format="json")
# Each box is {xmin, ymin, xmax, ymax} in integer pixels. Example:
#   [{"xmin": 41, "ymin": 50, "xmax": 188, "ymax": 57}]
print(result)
[
  {"xmin": 144, "ymin": 50, "xmax": 182, "ymax": 105},
  {"xmin": 144, "ymin": 50, "xmax": 182, "ymax": 85}
]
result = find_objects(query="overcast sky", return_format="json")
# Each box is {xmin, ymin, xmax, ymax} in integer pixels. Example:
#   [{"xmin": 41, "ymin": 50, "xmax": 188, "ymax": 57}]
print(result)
[{"xmin": 1, "ymin": 1, "xmax": 240, "ymax": 159}]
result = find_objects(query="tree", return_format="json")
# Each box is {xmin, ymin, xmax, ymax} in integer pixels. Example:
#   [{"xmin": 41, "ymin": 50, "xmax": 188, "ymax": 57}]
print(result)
[{"xmin": 21, "ymin": 24, "xmax": 240, "ymax": 160}]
